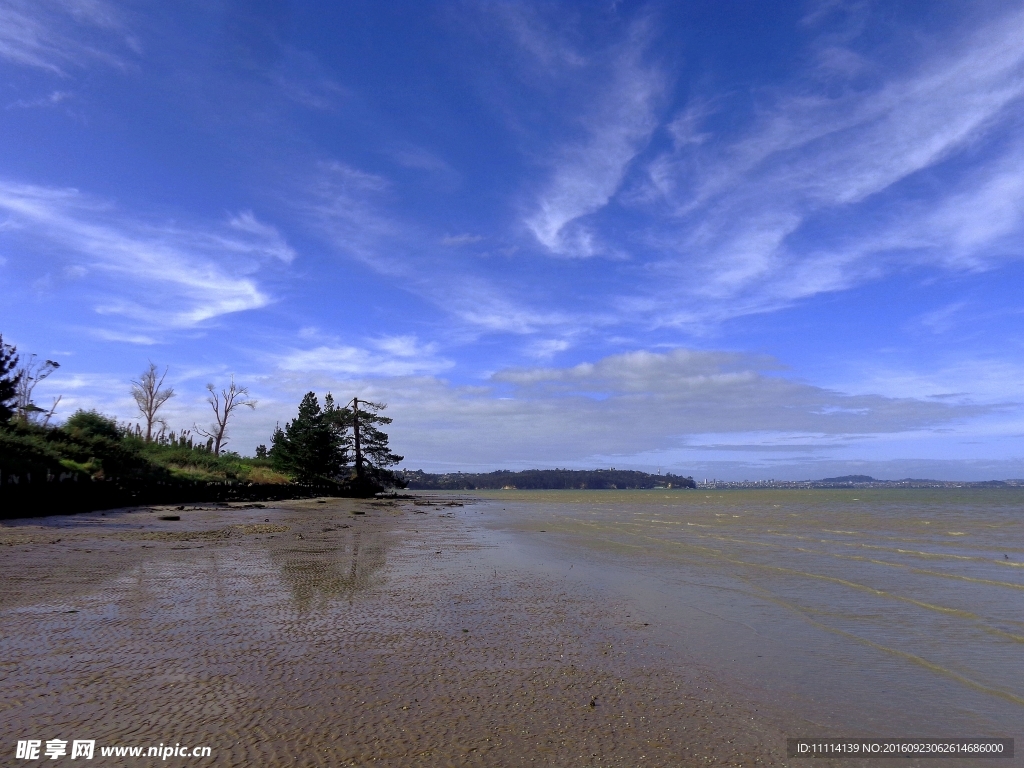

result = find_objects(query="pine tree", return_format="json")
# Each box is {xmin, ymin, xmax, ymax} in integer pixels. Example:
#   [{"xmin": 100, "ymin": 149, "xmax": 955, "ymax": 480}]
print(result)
[
  {"xmin": 0, "ymin": 334, "xmax": 20, "ymax": 425},
  {"xmin": 267, "ymin": 392, "xmax": 404, "ymax": 493},
  {"xmin": 270, "ymin": 392, "xmax": 346, "ymax": 483},
  {"xmin": 333, "ymin": 397, "xmax": 405, "ymax": 492}
]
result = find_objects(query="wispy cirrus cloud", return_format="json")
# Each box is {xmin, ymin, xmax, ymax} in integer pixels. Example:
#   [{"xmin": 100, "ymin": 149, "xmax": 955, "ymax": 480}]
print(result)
[
  {"xmin": 840, "ymin": 354, "xmax": 1024, "ymax": 407},
  {"xmin": 442, "ymin": 276, "xmax": 578, "ymax": 335},
  {"xmin": 299, "ymin": 160, "xmax": 587, "ymax": 339},
  {"xmin": 634, "ymin": 5, "xmax": 1024, "ymax": 325},
  {"xmin": 0, "ymin": 0, "xmax": 133, "ymax": 73},
  {"xmin": 302, "ymin": 160, "xmax": 399, "ymax": 269},
  {"xmin": 524, "ymin": 19, "xmax": 666, "ymax": 257},
  {"xmin": 227, "ymin": 210, "xmax": 296, "ymax": 263},
  {"xmin": 88, "ymin": 328, "xmax": 160, "ymax": 346},
  {"xmin": 275, "ymin": 335, "xmax": 452, "ymax": 378},
  {"xmin": 0, "ymin": 179, "xmax": 293, "ymax": 330},
  {"xmin": 489, "ymin": 4, "xmax": 587, "ymax": 72},
  {"xmin": 387, "ymin": 144, "xmax": 462, "ymax": 190},
  {"xmin": 6, "ymin": 89, "xmax": 72, "ymax": 109}
]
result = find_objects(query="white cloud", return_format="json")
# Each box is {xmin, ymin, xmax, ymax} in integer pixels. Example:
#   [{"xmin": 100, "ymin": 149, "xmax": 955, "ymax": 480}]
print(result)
[
  {"xmin": 88, "ymin": 329, "xmax": 160, "ymax": 345},
  {"xmin": 42, "ymin": 346, "xmax": 1004, "ymax": 474},
  {"xmin": 528, "ymin": 338, "xmax": 572, "ymax": 359},
  {"xmin": 6, "ymin": 90, "xmax": 72, "ymax": 109},
  {"xmin": 634, "ymin": 5, "xmax": 1024, "ymax": 324},
  {"xmin": 443, "ymin": 277, "xmax": 575, "ymax": 335},
  {"xmin": 254, "ymin": 348, "xmax": 989, "ymax": 471},
  {"xmin": 388, "ymin": 145, "xmax": 461, "ymax": 188},
  {"xmin": 525, "ymin": 21, "xmax": 665, "ymax": 256},
  {"xmin": 840, "ymin": 356, "xmax": 1024, "ymax": 405},
  {"xmin": 227, "ymin": 211, "xmax": 296, "ymax": 263},
  {"xmin": 373, "ymin": 335, "xmax": 434, "ymax": 358},
  {"xmin": 907, "ymin": 301, "xmax": 968, "ymax": 336},
  {"xmin": 270, "ymin": 51, "xmax": 348, "ymax": 112},
  {"xmin": 300, "ymin": 160, "xmax": 586, "ymax": 337},
  {"xmin": 488, "ymin": 4, "xmax": 588, "ymax": 72},
  {"xmin": 302, "ymin": 161, "xmax": 399, "ymax": 270},
  {"xmin": 0, "ymin": 0, "xmax": 129, "ymax": 73},
  {"xmin": 276, "ymin": 336, "xmax": 452, "ymax": 378},
  {"xmin": 0, "ymin": 179, "xmax": 295, "ymax": 328},
  {"xmin": 320, "ymin": 161, "xmax": 389, "ymax": 193}
]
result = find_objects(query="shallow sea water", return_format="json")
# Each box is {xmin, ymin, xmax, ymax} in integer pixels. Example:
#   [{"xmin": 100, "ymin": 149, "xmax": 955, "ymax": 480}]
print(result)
[{"xmin": 469, "ymin": 488, "xmax": 1024, "ymax": 747}]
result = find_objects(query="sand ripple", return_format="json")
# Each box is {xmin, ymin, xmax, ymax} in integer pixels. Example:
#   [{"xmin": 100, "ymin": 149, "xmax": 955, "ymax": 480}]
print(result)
[{"xmin": 2, "ymin": 499, "xmax": 786, "ymax": 767}]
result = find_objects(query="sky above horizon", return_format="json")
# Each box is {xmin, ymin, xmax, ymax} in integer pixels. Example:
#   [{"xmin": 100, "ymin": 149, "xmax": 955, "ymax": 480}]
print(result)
[{"xmin": 2, "ymin": 0, "xmax": 1024, "ymax": 480}]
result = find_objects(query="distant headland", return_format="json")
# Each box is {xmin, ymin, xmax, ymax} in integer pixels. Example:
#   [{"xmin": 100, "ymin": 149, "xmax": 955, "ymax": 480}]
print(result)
[
  {"xmin": 402, "ymin": 470, "xmax": 1024, "ymax": 491},
  {"xmin": 402, "ymin": 468, "xmax": 696, "ymax": 490},
  {"xmin": 695, "ymin": 475, "xmax": 1024, "ymax": 489}
]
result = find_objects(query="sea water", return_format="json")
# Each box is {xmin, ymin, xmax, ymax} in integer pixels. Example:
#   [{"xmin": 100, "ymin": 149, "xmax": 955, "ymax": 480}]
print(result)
[{"xmin": 470, "ymin": 488, "xmax": 1024, "ymax": 746}]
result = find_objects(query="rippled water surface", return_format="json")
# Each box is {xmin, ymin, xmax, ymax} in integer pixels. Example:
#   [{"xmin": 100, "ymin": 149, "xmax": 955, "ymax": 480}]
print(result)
[{"xmin": 471, "ymin": 488, "xmax": 1024, "ymax": 742}]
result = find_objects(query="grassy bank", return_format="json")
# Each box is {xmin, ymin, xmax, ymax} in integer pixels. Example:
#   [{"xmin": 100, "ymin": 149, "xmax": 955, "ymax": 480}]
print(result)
[
  {"xmin": 0, "ymin": 411, "xmax": 290, "ymax": 486},
  {"xmin": 0, "ymin": 411, "xmax": 344, "ymax": 518}
]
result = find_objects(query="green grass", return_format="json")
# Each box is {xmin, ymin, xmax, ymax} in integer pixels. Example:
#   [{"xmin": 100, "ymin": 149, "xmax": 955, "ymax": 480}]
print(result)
[
  {"xmin": 138, "ymin": 442, "xmax": 291, "ymax": 484},
  {"xmin": 1, "ymin": 410, "xmax": 294, "ymax": 486}
]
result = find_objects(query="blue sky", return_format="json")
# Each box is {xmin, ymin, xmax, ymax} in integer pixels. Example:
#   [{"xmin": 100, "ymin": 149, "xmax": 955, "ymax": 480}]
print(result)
[{"xmin": 2, "ymin": 0, "xmax": 1024, "ymax": 479}]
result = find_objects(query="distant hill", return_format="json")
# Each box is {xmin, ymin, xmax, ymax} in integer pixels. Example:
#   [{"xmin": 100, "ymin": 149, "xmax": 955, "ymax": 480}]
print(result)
[
  {"xmin": 820, "ymin": 475, "xmax": 877, "ymax": 483},
  {"xmin": 402, "ymin": 468, "xmax": 696, "ymax": 491}
]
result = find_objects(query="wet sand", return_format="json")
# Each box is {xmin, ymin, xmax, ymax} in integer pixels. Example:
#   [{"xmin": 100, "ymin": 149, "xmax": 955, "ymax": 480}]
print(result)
[{"xmin": 1, "ymin": 496, "xmax": 790, "ymax": 766}]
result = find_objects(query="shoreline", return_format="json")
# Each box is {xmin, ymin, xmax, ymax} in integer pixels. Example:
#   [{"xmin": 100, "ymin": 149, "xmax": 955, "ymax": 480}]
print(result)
[
  {"xmin": 0, "ymin": 481, "xmax": 371, "ymax": 521},
  {"xmin": 1, "ymin": 495, "xmax": 796, "ymax": 766},
  {"xmin": 460, "ymin": 489, "xmax": 1024, "ymax": 763}
]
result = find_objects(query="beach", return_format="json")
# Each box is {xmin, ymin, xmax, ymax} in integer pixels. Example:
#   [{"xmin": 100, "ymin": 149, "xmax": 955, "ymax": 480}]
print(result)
[
  {"xmin": 2, "ymin": 495, "xmax": 790, "ymax": 767},
  {"xmin": 3, "ymin": 489, "xmax": 1020, "ymax": 766}
]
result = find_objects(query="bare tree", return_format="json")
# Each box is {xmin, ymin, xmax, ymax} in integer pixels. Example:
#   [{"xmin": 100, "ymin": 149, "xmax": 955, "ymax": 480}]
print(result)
[
  {"xmin": 131, "ymin": 363, "xmax": 175, "ymax": 441},
  {"xmin": 40, "ymin": 395, "xmax": 62, "ymax": 428},
  {"xmin": 194, "ymin": 376, "xmax": 256, "ymax": 456},
  {"xmin": 14, "ymin": 354, "xmax": 60, "ymax": 424},
  {"xmin": 131, "ymin": 363, "xmax": 175, "ymax": 440}
]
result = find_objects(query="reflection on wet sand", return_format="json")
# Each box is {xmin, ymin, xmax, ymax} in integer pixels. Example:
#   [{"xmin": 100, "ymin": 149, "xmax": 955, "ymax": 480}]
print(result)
[{"xmin": 270, "ymin": 527, "xmax": 388, "ymax": 609}]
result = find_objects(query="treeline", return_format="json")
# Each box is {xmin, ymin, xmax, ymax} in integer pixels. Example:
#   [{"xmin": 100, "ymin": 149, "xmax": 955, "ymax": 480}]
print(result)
[
  {"xmin": 265, "ymin": 392, "xmax": 405, "ymax": 496},
  {"xmin": 0, "ymin": 335, "xmax": 405, "ymax": 517},
  {"xmin": 402, "ymin": 468, "xmax": 696, "ymax": 490}
]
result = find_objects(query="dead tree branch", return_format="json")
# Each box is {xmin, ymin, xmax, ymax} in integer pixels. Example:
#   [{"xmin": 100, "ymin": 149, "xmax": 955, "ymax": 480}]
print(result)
[
  {"xmin": 14, "ymin": 355, "xmax": 60, "ymax": 424},
  {"xmin": 194, "ymin": 376, "xmax": 256, "ymax": 456},
  {"xmin": 131, "ymin": 363, "xmax": 175, "ymax": 441}
]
